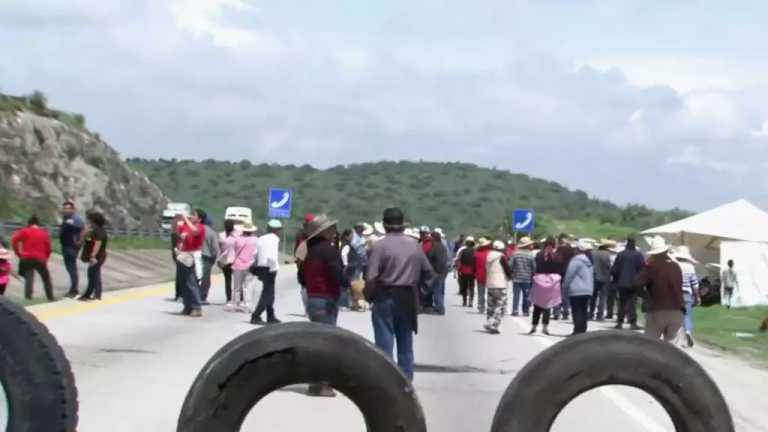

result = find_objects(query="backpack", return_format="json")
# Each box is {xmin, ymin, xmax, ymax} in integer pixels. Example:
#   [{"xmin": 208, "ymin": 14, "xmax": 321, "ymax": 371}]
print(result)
[{"xmin": 459, "ymin": 248, "xmax": 476, "ymax": 267}]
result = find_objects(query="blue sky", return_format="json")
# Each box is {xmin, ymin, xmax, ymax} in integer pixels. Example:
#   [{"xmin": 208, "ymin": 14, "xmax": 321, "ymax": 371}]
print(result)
[{"xmin": 2, "ymin": 0, "xmax": 768, "ymax": 211}]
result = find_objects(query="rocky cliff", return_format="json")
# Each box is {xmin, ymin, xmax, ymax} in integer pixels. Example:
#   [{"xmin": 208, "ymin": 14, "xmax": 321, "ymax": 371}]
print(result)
[{"xmin": 0, "ymin": 109, "xmax": 168, "ymax": 228}]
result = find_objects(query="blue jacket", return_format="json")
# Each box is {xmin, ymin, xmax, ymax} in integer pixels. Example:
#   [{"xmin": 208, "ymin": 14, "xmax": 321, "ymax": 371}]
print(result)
[
  {"xmin": 611, "ymin": 248, "xmax": 645, "ymax": 288},
  {"xmin": 564, "ymin": 254, "xmax": 594, "ymax": 297}
]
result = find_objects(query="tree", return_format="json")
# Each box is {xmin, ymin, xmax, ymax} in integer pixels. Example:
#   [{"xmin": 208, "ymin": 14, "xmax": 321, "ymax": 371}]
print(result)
[{"xmin": 28, "ymin": 90, "xmax": 48, "ymax": 114}]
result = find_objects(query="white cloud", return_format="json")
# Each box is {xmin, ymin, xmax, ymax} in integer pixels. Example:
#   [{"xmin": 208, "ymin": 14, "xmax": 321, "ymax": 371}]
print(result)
[{"xmin": 752, "ymin": 120, "xmax": 768, "ymax": 138}]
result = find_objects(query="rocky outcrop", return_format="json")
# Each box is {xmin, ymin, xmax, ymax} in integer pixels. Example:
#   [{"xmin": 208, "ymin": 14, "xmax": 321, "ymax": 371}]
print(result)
[{"xmin": 0, "ymin": 111, "xmax": 168, "ymax": 228}]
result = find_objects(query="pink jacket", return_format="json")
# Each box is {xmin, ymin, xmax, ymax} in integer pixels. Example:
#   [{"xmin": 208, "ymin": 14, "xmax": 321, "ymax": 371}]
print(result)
[{"xmin": 231, "ymin": 236, "xmax": 258, "ymax": 271}]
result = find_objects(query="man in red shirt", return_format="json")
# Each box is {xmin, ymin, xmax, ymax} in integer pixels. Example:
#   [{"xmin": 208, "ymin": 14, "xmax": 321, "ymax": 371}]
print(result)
[
  {"xmin": 474, "ymin": 238, "xmax": 492, "ymax": 314},
  {"xmin": 12, "ymin": 215, "xmax": 54, "ymax": 301},
  {"xmin": 175, "ymin": 210, "xmax": 206, "ymax": 317}
]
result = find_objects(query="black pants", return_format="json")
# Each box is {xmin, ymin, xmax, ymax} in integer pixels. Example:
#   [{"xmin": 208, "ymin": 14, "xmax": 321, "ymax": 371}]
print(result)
[
  {"xmin": 458, "ymin": 274, "xmax": 475, "ymax": 306},
  {"xmin": 589, "ymin": 281, "xmax": 609, "ymax": 319},
  {"xmin": 571, "ymin": 295, "xmax": 590, "ymax": 334},
  {"xmin": 21, "ymin": 259, "xmax": 54, "ymax": 301},
  {"xmin": 532, "ymin": 305, "xmax": 550, "ymax": 326},
  {"xmin": 0, "ymin": 283, "xmax": 6, "ymax": 296},
  {"xmin": 63, "ymin": 251, "xmax": 79, "ymax": 294},
  {"xmin": 174, "ymin": 259, "xmax": 183, "ymax": 300},
  {"xmin": 82, "ymin": 262, "xmax": 104, "ymax": 299},
  {"xmin": 617, "ymin": 287, "xmax": 638, "ymax": 325},
  {"xmin": 253, "ymin": 271, "xmax": 277, "ymax": 320},
  {"xmin": 605, "ymin": 284, "xmax": 618, "ymax": 318},
  {"xmin": 222, "ymin": 264, "xmax": 233, "ymax": 302}
]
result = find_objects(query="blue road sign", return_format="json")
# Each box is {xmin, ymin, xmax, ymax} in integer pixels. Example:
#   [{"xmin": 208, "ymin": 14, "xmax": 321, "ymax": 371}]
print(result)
[
  {"xmin": 513, "ymin": 209, "xmax": 535, "ymax": 233},
  {"xmin": 268, "ymin": 187, "xmax": 293, "ymax": 219}
]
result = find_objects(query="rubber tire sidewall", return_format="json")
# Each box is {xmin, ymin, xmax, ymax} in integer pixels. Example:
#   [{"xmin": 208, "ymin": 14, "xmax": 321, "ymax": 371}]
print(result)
[
  {"xmin": 0, "ymin": 297, "xmax": 79, "ymax": 432},
  {"xmin": 490, "ymin": 331, "xmax": 734, "ymax": 432},
  {"xmin": 177, "ymin": 321, "xmax": 426, "ymax": 432}
]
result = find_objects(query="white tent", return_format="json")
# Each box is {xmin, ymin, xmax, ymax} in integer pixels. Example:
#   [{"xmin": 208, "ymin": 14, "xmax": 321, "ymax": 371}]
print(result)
[{"xmin": 642, "ymin": 199, "xmax": 768, "ymax": 306}]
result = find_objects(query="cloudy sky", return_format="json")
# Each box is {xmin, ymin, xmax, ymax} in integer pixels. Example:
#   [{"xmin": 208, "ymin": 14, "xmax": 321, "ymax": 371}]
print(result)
[{"xmin": 2, "ymin": 0, "xmax": 768, "ymax": 211}]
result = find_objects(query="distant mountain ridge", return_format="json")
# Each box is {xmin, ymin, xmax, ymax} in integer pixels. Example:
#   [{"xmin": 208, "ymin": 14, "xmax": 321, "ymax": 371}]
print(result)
[{"xmin": 128, "ymin": 158, "xmax": 690, "ymax": 237}]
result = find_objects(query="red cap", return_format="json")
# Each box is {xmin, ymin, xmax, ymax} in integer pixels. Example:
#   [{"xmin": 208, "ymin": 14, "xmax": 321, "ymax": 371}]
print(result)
[{"xmin": 304, "ymin": 213, "xmax": 316, "ymax": 223}]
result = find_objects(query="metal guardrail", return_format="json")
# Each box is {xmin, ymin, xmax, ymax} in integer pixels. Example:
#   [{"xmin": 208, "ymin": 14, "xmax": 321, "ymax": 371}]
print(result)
[{"xmin": 0, "ymin": 221, "xmax": 169, "ymax": 239}]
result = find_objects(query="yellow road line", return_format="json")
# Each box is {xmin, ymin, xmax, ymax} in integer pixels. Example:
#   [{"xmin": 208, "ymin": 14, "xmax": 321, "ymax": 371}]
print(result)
[{"xmin": 29, "ymin": 283, "xmax": 173, "ymax": 322}]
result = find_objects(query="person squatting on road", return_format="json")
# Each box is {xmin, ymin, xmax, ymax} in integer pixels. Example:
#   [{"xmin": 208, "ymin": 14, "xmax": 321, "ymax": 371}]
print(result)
[
  {"xmin": 12, "ymin": 215, "xmax": 54, "ymax": 302},
  {"xmin": 200, "ymin": 215, "xmax": 221, "ymax": 304},
  {"xmin": 673, "ymin": 246, "xmax": 700, "ymax": 348},
  {"xmin": 59, "ymin": 200, "xmax": 85, "ymax": 298},
  {"xmin": 365, "ymin": 208, "xmax": 435, "ymax": 381},
  {"xmin": 529, "ymin": 237, "xmax": 562, "ymax": 335},
  {"xmin": 228, "ymin": 223, "xmax": 257, "ymax": 312},
  {"xmin": 509, "ymin": 236, "xmax": 536, "ymax": 316},
  {"xmin": 564, "ymin": 241, "xmax": 595, "ymax": 335},
  {"xmin": 174, "ymin": 210, "xmax": 206, "ymax": 317},
  {"xmin": 250, "ymin": 219, "xmax": 283, "ymax": 325},
  {"xmin": 635, "ymin": 236, "xmax": 685, "ymax": 342},
  {"xmin": 483, "ymin": 240, "xmax": 512, "ymax": 334},
  {"xmin": 474, "ymin": 237, "xmax": 492, "ymax": 314},
  {"xmin": 78, "ymin": 211, "xmax": 108, "ymax": 301},
  {"xmin": 611, "ymin": 238, "xmax": 645, "ymax": 330},
  {"xmin": 455, "ymin": 237, "xmax": 476, "ymax": 307},
  {"xmin": 299, "ymin": 214, "xmax": 348, "ymax": 397}
]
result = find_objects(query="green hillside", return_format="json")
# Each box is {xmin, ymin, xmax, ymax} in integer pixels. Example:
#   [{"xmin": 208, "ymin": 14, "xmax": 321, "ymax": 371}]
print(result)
[{"xmin": 127, "ymin": 159, "xmax": 690, "ymax": 239}]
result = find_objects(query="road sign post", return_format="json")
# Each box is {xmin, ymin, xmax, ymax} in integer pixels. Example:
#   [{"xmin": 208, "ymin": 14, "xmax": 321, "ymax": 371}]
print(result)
[
  {"xmin": 513, "ymin": 209, "xmax": 535, "ymax": 234},
  {"xmin": 268, "ymin": 187, "xmax": 293, "ymax": 257}
]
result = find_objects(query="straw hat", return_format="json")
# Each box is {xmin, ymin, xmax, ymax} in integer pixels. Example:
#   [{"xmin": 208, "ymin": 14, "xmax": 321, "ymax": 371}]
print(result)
[
  {"xmin": 361, "ymin": 222, "xmax": 374, "ymax": 236},
  {"xmin": 0, "ymin": 248, "xmax": 11, "ymax": 260},
  {"xmin": 598, "ymin": 238, "xmax": 618, "ymax": 248},
  {"xmin": 492, "ymin": 240, "xmax": 505, "ymax": 251},
  {"xmin": 647, "ymin": 236, "xmax": 671, "ymax": 255},
  {"xmin": 477, "ymin": 237, "xmax": 492, "ymax": 247},
  {"xmin": 419, "ymin": 225, "xmax": 430, "ymax": 233},
  {"xmin": 305, "ymin": 214, "xmax": 339, "ymax": 240},
  {"xmin": 465, "ymin": 236, "xmax": 476, "ymax": 245},
  {"xmin": 374, "ymin": 221, "xmax": 386, "ymax": 235},
  {"xmin": 433, "ymin": 227, "xmax": 444, "ymax": 236},
  {"xmin": 241, "ymin": 223, "xmax": 258, "ymax": 233},
  {"xmin": 576, "ymin": 240, "xmax": 594, "ymax": 252},
  {"xmin": 518, "ymin": 236, "xmax": 535, "ymax": 248},
  {"xmin": 673, "ymin": 246, "xmax": 699, "ymax": 264}
]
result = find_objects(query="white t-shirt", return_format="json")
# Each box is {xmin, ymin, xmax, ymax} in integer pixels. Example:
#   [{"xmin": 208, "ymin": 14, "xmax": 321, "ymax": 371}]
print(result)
[{"xmin": 256, "ymin": 233, "xmax": 280, "ymax": 272}]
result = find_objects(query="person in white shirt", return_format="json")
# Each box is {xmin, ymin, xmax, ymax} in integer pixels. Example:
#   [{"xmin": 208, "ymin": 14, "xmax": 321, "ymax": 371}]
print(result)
[{"xmin": 251, "ymin": 219, "xmax": 282, "ymax": 325}]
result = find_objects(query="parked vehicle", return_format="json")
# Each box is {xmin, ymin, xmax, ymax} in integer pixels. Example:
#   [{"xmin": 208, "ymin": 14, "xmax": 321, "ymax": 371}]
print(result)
[
  {"xmin": 161, "ymin": 202, "xmax": 191, "ymax": 230},
  {"xmin": 224, "ymin": 206, "xmax": 253, "ymax": 226}
]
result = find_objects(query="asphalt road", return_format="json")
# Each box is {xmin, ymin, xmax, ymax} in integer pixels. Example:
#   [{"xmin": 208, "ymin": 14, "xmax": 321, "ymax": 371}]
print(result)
[{"xmin": 18, "ymin": 270, "xmax": 768, "ymax": 431}]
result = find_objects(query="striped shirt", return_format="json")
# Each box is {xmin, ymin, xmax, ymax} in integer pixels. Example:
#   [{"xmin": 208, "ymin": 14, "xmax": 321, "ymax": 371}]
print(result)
[
  {"xmin": 678, "ymin": 261, "xmax": 699, "ymax": 295},
  {"xmin": 510, "ymin": 250, "xmax": 536, "ymax": 283}
]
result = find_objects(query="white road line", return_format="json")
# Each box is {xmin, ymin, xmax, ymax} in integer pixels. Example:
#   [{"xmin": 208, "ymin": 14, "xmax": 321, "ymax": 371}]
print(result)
[{"xmin": 509, "ymin": 317, "xmax": 669, "ymax": 432}]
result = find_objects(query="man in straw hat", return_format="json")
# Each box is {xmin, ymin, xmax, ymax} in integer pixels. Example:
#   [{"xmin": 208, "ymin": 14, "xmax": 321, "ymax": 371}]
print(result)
[
  {"xmin": 299, "ymin": 214, "xmax": 347, "ymax": 397},
  {"xmin": 365, "ymin": 208, "xmax": 435, "ymax": 381},
  {"xmin": 590, "ymin": 239, "xmax": 617, "ymax": 321},
  {"xmin": 510, "ymin": 236, "xmax": 536, "ymax": 316},
  {"xmin": 672, "ymin": 246, "xmax": 700, "ymax": 347},
  {"xmin": 634, "ymin": 236, "xmax": 684, "ymax": 342},
  {"xmin": 484, "ymin": 240, "xmax": 512, "ymax": 334},
  {"xmin": 611, "ymin": 238, "xmax": 645, "ymax": 330}
]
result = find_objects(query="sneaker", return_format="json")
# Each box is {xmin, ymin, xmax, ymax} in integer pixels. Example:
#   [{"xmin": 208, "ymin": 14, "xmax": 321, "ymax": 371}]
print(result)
[
  {"xmin": 629, "ymin": 324, "xmax": 643, "ymax": 331},
  {"xmin": 528, "ymin": 327, "xmax": 537, "ymax": 335},
  {"xmin": 511, "ymin": 311, "xmax": 519, "ymax": 316},
  {"xmin": 267, "ymin": 317, "xmax": 282, "ymax": 325},
  {"xmin": 65, "ymin": 291, "xmax": 79, "ymax": 299},
  {"xmin": 542, "ymin": 327, "xmax": 550, "ymax": 336},
  {"xmin": 685, "ymin": 332, "xmax": 695, "ymax": 348},
  {"xmin": 552, "ymin": 315, "xmax": 560, "ymax": 320},
  {"xmin": 614, "ymin": 324, "xmax": 623, "ymax": 330},
  {"xmin": 250, "ymin": 316, "xmax": 266, "ymax": 326},
  {"xmin": 189, "ymin": 309, "xmax": 203, "ymax": 317},
  {"xmin": 224, "ymin": 302, "xmax": 235, "ymax": 311},
  {"xmin": 77, "ymin": 296, "xmax": 91, "ymax": 302}
]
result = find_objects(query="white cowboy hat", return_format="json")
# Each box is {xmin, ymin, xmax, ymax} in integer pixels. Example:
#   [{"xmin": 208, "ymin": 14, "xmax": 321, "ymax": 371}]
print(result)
[
  {"xmin": 433, "ymin": 227, "xmax": 444, "ymax": 235},
  {"xmin": 0, "ymin": 248, "xmax": 11, "ymax": 260},
  {"xmin": 419, "ymin": 225, "xmax": 430, "ymax": 233},
  {"xmin": 647, "ymin": 236, "xmax": 671, "ymax": 255},
  {"xmin": 576, "ymin": 240, "xmax": 594, "ymax": 252},
  {"xmin": 241, "ymin": 223, "xmax": 258, "ymax": 233},
  {"xmin": 518, "ymin": 236, "xmax": 535, "ymax": 248},
  {"xmin": 465, "ymin": 236, "xmax": 476, "ymax": 244},
  {"xmin": 267, "ymin": 219, "xmax": 283, "ymax": 229},
  {"xmin": 374, "ymin": 221, "xmax": 386, "ymax": 235},
  {"xmin": 477, "ymin": 237, "xmax": 492, "ymax": 247},
  {"xmin": 405, "ymin": 228, "xmax": 420, "ymax": 240},
  {"xmin": 672, "ymin": 246, "xmax": 699, "ymax": 264},
  {"xmin": 492, "ymin": 240, "xmax": 505, "ymax": 251},
  {"xmin": 361, "ymin": 222, "xmax": 374, "ymax": 236},
  {"xmin": 305, "ymin": 214, "xmax": 339, "ymax": 240}
]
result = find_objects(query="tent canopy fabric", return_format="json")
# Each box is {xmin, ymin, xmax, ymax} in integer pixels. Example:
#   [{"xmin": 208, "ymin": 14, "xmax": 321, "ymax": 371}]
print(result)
[{"xmin": 641, "ymin": 199, "xmax": 768, "ymax": 243}]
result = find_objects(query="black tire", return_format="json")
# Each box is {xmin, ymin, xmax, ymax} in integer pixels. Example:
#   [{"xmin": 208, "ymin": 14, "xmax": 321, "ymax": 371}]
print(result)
[
  {"xmin": 177, "ymin": 322, "xmax": 426, "ymax": 432},
  {"xmin": 490, "ymin": 331, "xmax": 734, "ymax": 432},
  {"xmin": 0, "ymin": 296, "xmax": 78, "ymax": 432}
]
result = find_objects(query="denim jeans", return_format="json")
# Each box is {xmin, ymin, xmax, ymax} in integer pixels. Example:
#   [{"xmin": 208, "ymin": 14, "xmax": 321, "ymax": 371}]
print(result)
[
  {"xmin": 477, "ymin": 282, "xmax": 487, "ymax": 312},
  {"xmin": 372, "ymin": 295, "xmax": 415, "ymax": 380},
  {"xmin": 432, "ymin": 274, "xmax": 446, "ymax": 313},
  {"xmin": 307, "ymin": 297, "xmax": 339, "ymax": 325},
  {"xmin": 178, "ymin": 262, "xmax": 202, "ymax": 312},
  {"xmin": 62, "ymin": 249, "xmax": 79, "ymax": 294},
  {"xmin": 337, "ymin": 287, "xmax": 351, "ymax": 308},
  {"xmin": 512, "ymin": 281, "xmax": 531, "ymax": 315},
  {"xmin": 200, "ymin": 256, "xmax": 215, "ymax": 301},
  {"xmin": 82, "ymin": 261, "xmax": 104, "ymax": 299},
  {"xmin": 683, "ymin": 292, "xmax": 694, "ymax": 333}
]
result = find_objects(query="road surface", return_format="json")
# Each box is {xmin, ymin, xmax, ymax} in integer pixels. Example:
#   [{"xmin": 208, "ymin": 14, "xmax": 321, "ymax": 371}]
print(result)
[{"xmin": 17, "ymin": 271, "xmax": 768, "ymax": 431}]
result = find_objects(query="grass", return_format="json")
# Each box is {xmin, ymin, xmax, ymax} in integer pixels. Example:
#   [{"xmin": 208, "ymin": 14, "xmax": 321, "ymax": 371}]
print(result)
[{"xmin": 694, "ymin": 305, "xmax": 768, "ymax": 366}]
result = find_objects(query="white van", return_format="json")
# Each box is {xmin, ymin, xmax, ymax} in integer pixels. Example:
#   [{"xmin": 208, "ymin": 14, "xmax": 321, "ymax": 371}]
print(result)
[
  {"xmin": 224, "ymin": 206, "xmax": 253, "ymax": 226},
  {"xmin": 160, "ymin": 202, "xmax": 192, "ymax": 230}
]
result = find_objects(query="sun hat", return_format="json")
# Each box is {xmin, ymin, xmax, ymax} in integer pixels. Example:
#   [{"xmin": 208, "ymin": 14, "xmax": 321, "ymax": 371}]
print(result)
[
  {"xmin": 433, "ymin": 227, "xmax": 444, "ymax": 235},
  {"xmin": 0, "ymin": 248, "xmax": 11, "ymax": 260},
  {"xmin": 305, "ymin": 214, "xmax": 339, "ymax": 240},
  {"xmin": 647, "ymin": 236, "xmax": 671, "ymax": 255},
  {"xmin": 478, "ymin": 237, "xmax": 491, "ymax": 247},
  {"xmin": 598, "ymin": 238, "xmax": 618, "ymax": 248},
  {"xmin": 419, "ymin": 225, "xmax": 430, "ymax": 233},
  {"xmin": 241, "ymin": 223, "xmax": 258, "ymax": 233},
  {"xmin": 267, "ymin": 219, "xmax": 283, "ymax": 229},
  {"xmin": 465, "ymin": 236, "xmax": 476, "ymax": 245},
  {"xmin": 518, "ymin": 236, "xmax": 535, "ymax": 248},
  {"xmin": 672, "ymin": 246, "xmax": 699, "ymax": 264},
  {"xmin": 576, "ymin": 240, "xmax": 594, "ymax": 252},
  {"xmin": 361, "ymin": 222, "xmax": 374, "ymax": 236},
  {"xmin": 374, "ymin": 221, "xmax": 386, "ymax": 235},
  {"xmin": 492, "ymin": 240, "xmax": 505, "ymax": 251}
]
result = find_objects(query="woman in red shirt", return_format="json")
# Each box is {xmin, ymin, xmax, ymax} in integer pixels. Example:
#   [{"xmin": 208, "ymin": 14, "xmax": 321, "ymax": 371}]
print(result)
[{"xmin": 175, "ymin": 210, "xmax": 206, "ymax": 317}]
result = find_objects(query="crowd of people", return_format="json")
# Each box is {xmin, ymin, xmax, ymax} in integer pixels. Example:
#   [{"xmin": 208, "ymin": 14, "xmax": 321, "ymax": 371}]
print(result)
[{"xmin": 0, "ymin": 201, "xmax": 109, "ymax": 302}]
